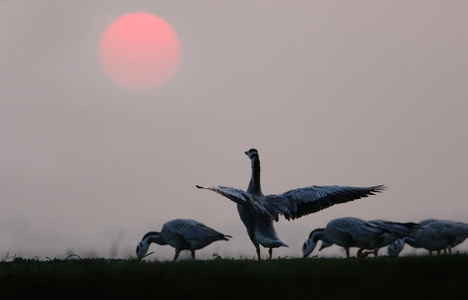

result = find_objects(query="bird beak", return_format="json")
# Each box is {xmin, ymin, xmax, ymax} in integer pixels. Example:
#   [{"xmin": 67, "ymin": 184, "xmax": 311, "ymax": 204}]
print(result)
[
  {"xmin": 244, "ymin": 151, "xmax": 248, "ymax": 155},
  {"xmin": 141, "ymin": 251, "xmax": 154, "ymax": 260}
]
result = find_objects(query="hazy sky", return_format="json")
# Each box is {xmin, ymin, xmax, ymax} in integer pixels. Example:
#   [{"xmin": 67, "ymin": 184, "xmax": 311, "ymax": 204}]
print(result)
[{"xmin": 2, "ymin": 1, "xmax": 467, "ymax": 260}]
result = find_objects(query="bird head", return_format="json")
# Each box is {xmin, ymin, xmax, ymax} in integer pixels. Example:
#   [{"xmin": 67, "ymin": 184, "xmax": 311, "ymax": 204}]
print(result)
[
  {"xmin": 135, "ymin": 240, "xmax": 150, "ymax": 260},
  {"xmin": 135, "ymin": 231, "xmax": 159, "ymax": 260},
  {"xmin": 245, "ymin": 148, "xmax": 258, "ymax": 159},
  {"xmin": 387, "ymin": 239, "xmax": 405, "ymax": 257},
  {"xmin": 302, "ymin": 238, "xmax": 317, "ymax": 258},
  {"xmin": 302, "ymin": 228, "xmax": 324, "ymax": 258}
]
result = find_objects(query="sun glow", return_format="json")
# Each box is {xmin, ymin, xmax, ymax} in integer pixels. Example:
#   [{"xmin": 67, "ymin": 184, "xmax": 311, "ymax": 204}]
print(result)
[{"xmin": 99, "ymin": 12, "xmax": 181, "ymax": 91}]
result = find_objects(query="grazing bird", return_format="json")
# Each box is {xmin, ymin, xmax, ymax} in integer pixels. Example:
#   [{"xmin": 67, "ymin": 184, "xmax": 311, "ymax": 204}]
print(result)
[
  {"xmin": 136, "ymin": 218, "xmax": 231, "ymax": 261},
  {"xmin": 197, "ymin": 148, "xmax": 385, "ymax": 260},
  {"xmin": 387, "ymin": 219, "xmax": 468, "ymax": 256},
  {"xmin": 302, "ymin": 217, "xmax": 393, "ymax": 258},
  {"xmin": 314, "ymin": 219, "xmax": 420, "ymax": 258},
  {"xmin": 420, "ymin": 219, "xmax": 468, "ymax": 254}
]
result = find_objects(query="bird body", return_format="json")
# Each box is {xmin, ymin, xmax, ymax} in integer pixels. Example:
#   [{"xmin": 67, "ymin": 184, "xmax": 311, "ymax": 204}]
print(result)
[
  {"xmin": 238, "ymin": 205, "xmax": 287, "ymax": 248},
  {"xmin": 398, "ymin": 224, "xmax": 455, "ymax": 254},
  {"xmin": 387, "ymin": 219, "xmax": 468, "ymax": 256},
  {"xmin": 197, "ymin": 148, "xmax": 385, "ymax": 260},
  {"xmin": 302, "ymin": 217, "xmax": 392, "ymax": 258},
  {"xmin": 136, "ymin": 218, "xmax": 231, "ymax": 261}
]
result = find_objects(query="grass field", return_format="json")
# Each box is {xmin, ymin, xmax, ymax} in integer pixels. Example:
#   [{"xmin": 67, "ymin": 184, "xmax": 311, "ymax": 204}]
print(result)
[{"xmin": 1, "ymin": 255, "xmax": 467, "ymax": 299}]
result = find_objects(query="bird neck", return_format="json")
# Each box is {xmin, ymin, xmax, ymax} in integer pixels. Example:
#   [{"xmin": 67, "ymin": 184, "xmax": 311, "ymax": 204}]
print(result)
[
  {"xmin": 247, "ymin": 156, "xmax": 263, "ymax": 196},
  {"xmin": 313, "ymin": 231, "xmax": 323, "ymax": 243},
  {"xmin": 145, "ymin": 232, "xmax": 168, "ymax": 246},
  {"xmin": 402, "ymin": 236, "xmax": 416, "ymax": 246},
  {"xmin": 312, "ymin": 230, "xmax": 324, "ymax": 243}
]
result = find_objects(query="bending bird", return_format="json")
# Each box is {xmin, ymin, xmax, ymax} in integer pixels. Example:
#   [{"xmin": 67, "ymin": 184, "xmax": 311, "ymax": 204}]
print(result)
[
  {"xmin": 387, "ymin": 219, "xmax": 468, "ymax": 257},
  {"xmin": 197, "ymin": 148, "xmax": 385, "ymax": 260},
  {"xmin": 302, "ymin": 217, "xmax": 393, "ymax": 258},
  {"xmin": 136, "ymin": 218, "xmax": 231, "ymax": 261}
]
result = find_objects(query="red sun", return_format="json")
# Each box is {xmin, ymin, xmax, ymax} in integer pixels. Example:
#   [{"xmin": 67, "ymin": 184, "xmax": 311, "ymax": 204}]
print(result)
[{"xmin": 99, "ymin": 13, "xmax": 181, "ymax": 91}]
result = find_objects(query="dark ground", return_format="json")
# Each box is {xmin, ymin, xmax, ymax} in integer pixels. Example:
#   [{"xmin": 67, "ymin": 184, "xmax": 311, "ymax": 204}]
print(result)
[{"xmin": 1, "ymin": 255, "xmax": 467, "ymax": 299}]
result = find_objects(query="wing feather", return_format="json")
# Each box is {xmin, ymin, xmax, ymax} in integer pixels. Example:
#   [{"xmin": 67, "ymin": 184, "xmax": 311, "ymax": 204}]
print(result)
[
  {"xmin": 264, "ymin": 185, "xmax": 385, "ymax": 221},
  {"xmin": 196, "ymin": 185, "xmax": 272, "ymax": 217}
]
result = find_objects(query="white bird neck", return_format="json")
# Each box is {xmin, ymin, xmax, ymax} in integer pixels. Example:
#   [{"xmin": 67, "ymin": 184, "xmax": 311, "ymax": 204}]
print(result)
[{"xmin": 247, "ymin": 155, "xmax": 263, "ymax": 196}]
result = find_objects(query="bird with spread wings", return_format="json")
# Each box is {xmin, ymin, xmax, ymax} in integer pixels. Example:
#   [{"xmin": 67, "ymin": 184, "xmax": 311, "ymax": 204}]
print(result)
[{"xmin": 197, "ymin": 148, "xmax": 385, "ymax": 261}]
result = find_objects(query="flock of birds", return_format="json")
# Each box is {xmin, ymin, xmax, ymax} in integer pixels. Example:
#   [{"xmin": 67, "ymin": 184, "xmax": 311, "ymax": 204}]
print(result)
[
  {"xmin": 135, "ymin": 149, "xmax": 466, "ymax": 261},
  {"xmin": 302, "ymin": 217, "xmax": 468, "ymax": 258}
]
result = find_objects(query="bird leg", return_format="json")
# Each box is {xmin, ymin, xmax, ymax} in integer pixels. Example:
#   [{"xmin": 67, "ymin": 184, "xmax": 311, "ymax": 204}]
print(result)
[
  {"xmin": 346, "ymin": 249, "xmax": 350, "ymax": 259},
  {"xmin": 268, "ymin": 248, "xmax": 273, "ymax": 260},
  {"xmin": 173, "ymin": 252, "xmax": 180, "ymax": 262},
  {"xmin": 191, "ymin": 250, "xmax": 196, "ymax": 260},
  {"xmin": 256, "ymin": 248, "xmax": 261, "ymax": 261}
]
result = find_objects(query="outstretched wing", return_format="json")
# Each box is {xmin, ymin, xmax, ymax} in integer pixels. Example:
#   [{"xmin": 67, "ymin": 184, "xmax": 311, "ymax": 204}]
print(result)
[
  {"xmin": 264, "ymin": 185, "xmax": 385, "ymax": 221},
  {"xmin": 196, "ymin": 185, "xmax": 272, "ymax": 217}
]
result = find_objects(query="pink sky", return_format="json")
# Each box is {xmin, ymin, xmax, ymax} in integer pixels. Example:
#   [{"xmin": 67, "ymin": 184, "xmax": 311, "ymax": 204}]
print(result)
[{"xmin": 1, "ymin": 1, "xmax": 467, "ymax": 260}]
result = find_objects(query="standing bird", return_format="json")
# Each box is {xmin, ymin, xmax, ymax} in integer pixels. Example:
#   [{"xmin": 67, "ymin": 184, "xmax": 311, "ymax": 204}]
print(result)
[
  {"xmin": 197, "ymin": 148, "xmax": 385, "ymax": 260},
  {"xmin": 302, "ymin": 217, "xmax": 393, "ymax": 258},
  {"xmin": 136, "ymin": 218, "xmax": 231, "ymax": 261}
]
